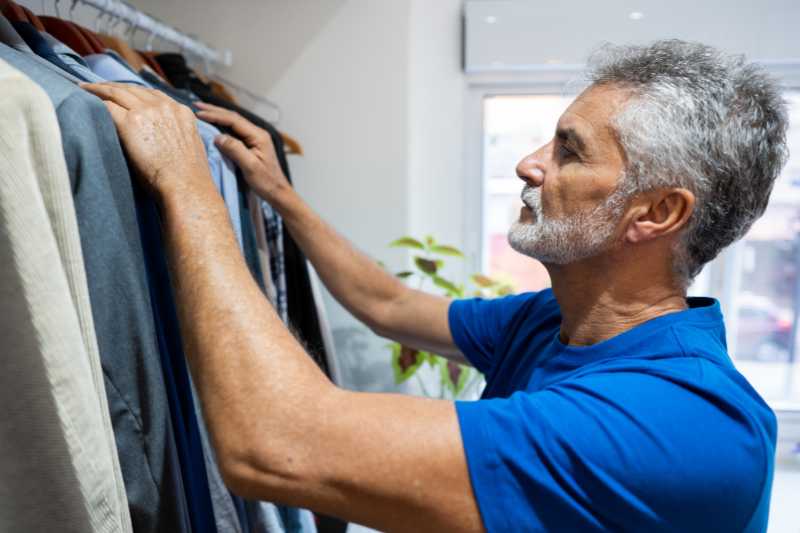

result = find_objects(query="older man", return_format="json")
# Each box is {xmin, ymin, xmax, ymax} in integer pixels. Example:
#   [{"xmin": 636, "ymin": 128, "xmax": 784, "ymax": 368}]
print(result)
[{"xmin": 83, "ymin": 40, "xmax": 788, "ymax": 532}]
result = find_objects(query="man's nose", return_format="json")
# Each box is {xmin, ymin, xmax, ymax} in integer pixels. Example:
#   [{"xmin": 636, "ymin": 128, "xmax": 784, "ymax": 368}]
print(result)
[{"xmin": 515, "ymin": 153, "xmax": 546, "ymax": 187}]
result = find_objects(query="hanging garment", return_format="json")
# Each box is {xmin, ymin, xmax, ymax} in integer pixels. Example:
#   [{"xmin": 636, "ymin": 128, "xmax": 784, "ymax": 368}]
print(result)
[
  {"xmin": 191, "ymin": 377, "xmax": 247, "ymax": 533},
  {"xmin": 139, "ymin": 49, "xmax": 169, "ymax": 80},
  {"xmin": 0, "ymin": 57, "xmax": 131, "ymax": 533},
  {"xmin": 0, "ymin": 0, "xmax": 44, "ymax": 30},
  {"xmin": 240, "ymin": 180, "xmax": 267, "ymax": 293},
  {"xmin": 0, "ymin": 13, "xmax": 81, "ymax": 84},
  {"xmin": 96, "ymin": 32, "xmax": 146, "ymax": 71},
  {"xmin": 249, "ymin": 190, "xmax": 280, "ymax": 308},
  {"xmin": 261, "ymin": 199, "xmax": 289, "ymax": 322},
  {"xmin": 0, "ymin": 42, "xmax": 188, "ymax": 533},
  {"xmin": 38, "ymin": 15, "xmax": 96, "ymax": 55},
  {"xmin": 40, "ymin": 15, "xmax": 106, "ymax": 54},
  {"xmin": 307, "ymin": 265, "xmax": 344, "ymax": 386},
  {"xmin": 267, "ymin": 131, "xmax": 330, "ymax": 377},
  {"xmin": 85, "ymin": 51, "xmax": 152, "ymax": 86},
  {"xmin": 0, "ymin": 11, "xmax": 30, "ymax": 52},
  {"xmin": 10, "ymin": 20, "xmax": 83, "ymax": 77},
  {"xmin": 84, "ymin": 48, "xmax": 249, "ymax": 533},
  {"xmin": 133, "ymin": 186, "xmax": 218, "ymax": 533},
  {"xmin": 40, "ymin": 32, "xmax": 105, "ymax": 82}
]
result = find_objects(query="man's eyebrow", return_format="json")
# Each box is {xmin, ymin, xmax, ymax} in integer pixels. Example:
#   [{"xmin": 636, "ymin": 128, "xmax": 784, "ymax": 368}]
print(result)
[{"xmin": 555, "ymin": 127, "xmax": 588, "ymax": 154}]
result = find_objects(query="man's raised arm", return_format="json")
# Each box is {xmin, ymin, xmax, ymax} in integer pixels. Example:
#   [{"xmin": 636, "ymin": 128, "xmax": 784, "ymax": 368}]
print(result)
[
  {"xmin": 81, "ymin": 81, "xmax": 483, "ymax": 533},
  {"xmin": 196, "ymin": 102, "xmax": 466, "ymax": 362}
]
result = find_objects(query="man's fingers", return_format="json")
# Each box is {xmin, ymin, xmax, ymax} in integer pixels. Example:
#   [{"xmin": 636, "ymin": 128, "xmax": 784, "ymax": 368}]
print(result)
[
  {"xmin": 196, "ymin": 108, "xmax": 264, "ymax": 146},
  {"xmin": 195, "ymin": 101, "xmax": 229, "ymax": 114},
  {"xmin": 81, "ymin": 82, "xmax": 163, "ymax": 108},
  {"xmin": 214, "ymin": 134, "xmax": 260, "ymax": 173},
  {"xmin": 103, "ymin": 100, "xmax": 127, "ymax": 126},
  {"xmin": 81, "ymin": 82, "xmax": 142, "ymax": 109}
]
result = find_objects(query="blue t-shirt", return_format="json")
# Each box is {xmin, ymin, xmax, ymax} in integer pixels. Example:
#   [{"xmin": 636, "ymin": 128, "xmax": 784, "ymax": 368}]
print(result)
[{"xmin": 450, "ymin": 289, "xmax": 776, "ymax": 532}]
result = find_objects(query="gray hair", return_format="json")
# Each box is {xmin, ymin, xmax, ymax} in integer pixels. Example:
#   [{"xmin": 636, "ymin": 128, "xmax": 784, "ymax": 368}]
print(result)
[{"xmin": 586, "ymin": 40, "xmax": 789, "ymax": 285}]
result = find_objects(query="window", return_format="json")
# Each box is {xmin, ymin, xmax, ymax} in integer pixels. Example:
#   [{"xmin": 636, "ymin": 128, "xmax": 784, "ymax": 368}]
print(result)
[
  {"xmin": 695, "ymin": 92, "xmax": 800, "ymax": 408},
  {"xmin": 480, "ymin": 91, "xmax": 800, "ymax": 408},
  {"xmin": 482, "ymin": 94, "xmax": 573, "ymax": 292}
]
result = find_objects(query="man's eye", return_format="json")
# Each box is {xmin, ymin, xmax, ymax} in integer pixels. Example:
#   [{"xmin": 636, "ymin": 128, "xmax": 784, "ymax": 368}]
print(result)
[{"xmin": 558, "ymin": 144, "xmax": 576, "ymax": 160}]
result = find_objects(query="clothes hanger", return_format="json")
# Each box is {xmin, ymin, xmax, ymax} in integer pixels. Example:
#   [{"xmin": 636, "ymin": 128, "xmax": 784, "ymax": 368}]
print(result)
[
  {"xmin": 94, "ymin": 10, "xmax": 145, "ymax": 70},
  {"xmin": 1, "ymin": 1, "xmax": 34, "ymax": 26},
  {"xmin": 280, "ymin": 133, "xmax": 303, "ymax": 156}
]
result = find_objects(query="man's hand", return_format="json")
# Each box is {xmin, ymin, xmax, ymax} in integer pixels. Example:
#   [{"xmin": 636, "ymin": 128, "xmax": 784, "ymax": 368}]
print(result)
[
  {"xmin": 195, "ymin": 102, "xmax": 289, "ymax": 201},
  {"xmin": 80, "ymin": 82, "xmax": 212, "ymax": 198}
]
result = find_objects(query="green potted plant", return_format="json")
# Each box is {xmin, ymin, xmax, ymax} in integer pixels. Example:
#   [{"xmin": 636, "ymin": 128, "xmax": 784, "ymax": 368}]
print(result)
[{"xmin": 384, "ymin": 235, "xmax": 515, "ymax": 399}]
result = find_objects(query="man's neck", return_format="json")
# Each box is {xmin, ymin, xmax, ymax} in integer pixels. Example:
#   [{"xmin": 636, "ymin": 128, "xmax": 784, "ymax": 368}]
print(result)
[{"xmin": 546, "ymin": 255, "xmax": 688, "ymax": 346}]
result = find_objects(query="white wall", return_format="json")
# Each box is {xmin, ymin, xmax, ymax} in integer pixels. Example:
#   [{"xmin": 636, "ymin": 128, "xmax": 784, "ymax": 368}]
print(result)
[
  {"xmin": 267, "ymin": 0, "xmax": 415, "ymax": 392},
  {"xmin": 264, "ymin": 0, "xmax": 470, "ymax": 394},
  {"xmin": 407, "ymin": 0, "xmax": 467, "ymax": 260}
]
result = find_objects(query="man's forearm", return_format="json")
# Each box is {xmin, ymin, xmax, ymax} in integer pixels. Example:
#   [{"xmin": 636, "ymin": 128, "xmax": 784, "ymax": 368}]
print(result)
[
  {"xmin": 158, "ymin": 179, "xmax": 334, "ymax": 487},
  {"xmin": 268, "ymin": 183, "xmax": 408, "ymax": 334}
]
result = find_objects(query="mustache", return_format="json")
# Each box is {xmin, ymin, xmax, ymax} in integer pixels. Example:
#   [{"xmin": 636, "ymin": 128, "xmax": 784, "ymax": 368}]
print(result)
[{"xmin": 520, "ymin": 185, "xmax": 541, "ymax": 209}]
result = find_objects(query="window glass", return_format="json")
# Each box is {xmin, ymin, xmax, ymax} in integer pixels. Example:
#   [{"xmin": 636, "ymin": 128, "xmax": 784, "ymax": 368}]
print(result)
[
  {"xmin": 483, "ymin": 95, "xmax": 572, "ymax": 292},
  {"xmin": 715, "ymin": 92, "xmax": 800, "ymax": 406}
]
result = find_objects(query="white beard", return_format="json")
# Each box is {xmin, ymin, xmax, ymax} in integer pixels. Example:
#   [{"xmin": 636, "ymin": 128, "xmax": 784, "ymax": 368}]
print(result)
[{"xmin": 508, "ymin": 184, "xmax": 627, "ymax": 264}]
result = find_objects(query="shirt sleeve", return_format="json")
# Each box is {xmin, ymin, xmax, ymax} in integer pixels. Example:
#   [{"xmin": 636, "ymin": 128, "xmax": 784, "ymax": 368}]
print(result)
[
  {"xmin": 454, "ymin": 369, "xmax": 768, "ymax": 532},
  {"xmin": 448, "ymin": 292, "xmax": 538, "ymax": 374}
]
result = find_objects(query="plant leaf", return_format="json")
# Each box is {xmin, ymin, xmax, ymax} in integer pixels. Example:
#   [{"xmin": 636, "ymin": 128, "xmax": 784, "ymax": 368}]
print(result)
[
  {"xmin": 433, "ymin": 275, "xmax": 459, "ymax": 295},
  {"xmin": 389, "ymin": 237, "xmax": 425, "ymax": 249},
  {"xmin": 414, "ymin": 256, "xmax": 438, "ymax": 275},
  {"xmin": 471, "ymin": 274, "xmax": 497, "ymax": 287},
  {"xmin": 496, "ymin": 284, "xmax": 514, "ymax": 296},
  {"xmin": 430, "ymin": 244, "xmax": 464, "ymax": 257},
  {"xmin": 426, "ymin": 352, "xmax": 443, "ymax": 369},
  {"xmin": 395, "ymin": 271, "xmax": 414, "ymax": 279},
  {"xmin": 390, "ymin": 343, "xmax": 425, "ymax": 384},
  {"xmin": 455, "ymin": 284, "xmax": 466, "ymax": 298},
  {"xmin": 441, "ymin": 361, "xmax": 471, "ymax": 396}
]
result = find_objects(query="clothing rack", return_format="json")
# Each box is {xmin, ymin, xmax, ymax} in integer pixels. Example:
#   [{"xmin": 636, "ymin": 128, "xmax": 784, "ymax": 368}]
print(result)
[{"xmin": 74, "ymin": 0, "xmax": 232, "ymax": 67}]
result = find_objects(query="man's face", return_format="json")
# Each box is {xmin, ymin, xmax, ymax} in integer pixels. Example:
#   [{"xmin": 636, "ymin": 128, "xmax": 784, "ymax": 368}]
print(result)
[{"xmin": 508, "ymin": 84, "xmax": 631, "ymax": 264}]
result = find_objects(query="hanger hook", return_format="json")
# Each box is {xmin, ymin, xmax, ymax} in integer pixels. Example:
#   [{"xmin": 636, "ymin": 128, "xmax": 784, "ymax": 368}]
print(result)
[
  {"xmin": 112, "ymin": 13, "xmax": 124, "ymax": 34},
  {"xmin": 145, "ymin": 29, "xmax": 156, "ymax": 52},
  {"xmin": 69, "ymin": 0, "xmax": 78, "ymax": 21},
  {"xmin": 126, "ymin": 10, "xmax": 139, "ymax": 42},
  {"xmin": 94, "ymin": 9, "xmax": 104, "ymax": 32}
]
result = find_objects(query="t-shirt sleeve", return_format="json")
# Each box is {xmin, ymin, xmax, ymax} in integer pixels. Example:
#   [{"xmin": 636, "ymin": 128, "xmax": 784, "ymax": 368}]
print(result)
[
  {"xmin": 448, "ymin": 292, "xmax": 537, "ymax": 374},
  {"xmin": 454, "ymin": 370, "xmax": 768, "ymax": 532}
]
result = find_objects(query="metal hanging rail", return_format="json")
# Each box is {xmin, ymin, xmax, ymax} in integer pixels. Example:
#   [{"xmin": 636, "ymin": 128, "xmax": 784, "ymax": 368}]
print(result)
[{"xmin": 74, "ymin": 0, "xmax": 232, "ymax": 67}]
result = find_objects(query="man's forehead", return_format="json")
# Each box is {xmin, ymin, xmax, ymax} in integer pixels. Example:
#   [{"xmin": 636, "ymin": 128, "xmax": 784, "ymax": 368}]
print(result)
[{"xmin": 557, "ymin": 84, "xmax": 629, "ymax": 145}]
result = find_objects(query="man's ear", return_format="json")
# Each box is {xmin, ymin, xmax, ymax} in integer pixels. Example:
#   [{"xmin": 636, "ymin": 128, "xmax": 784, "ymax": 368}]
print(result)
[{"xmin": 625, "ymin": 188, "xmax": 695, "ymax": 244}]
